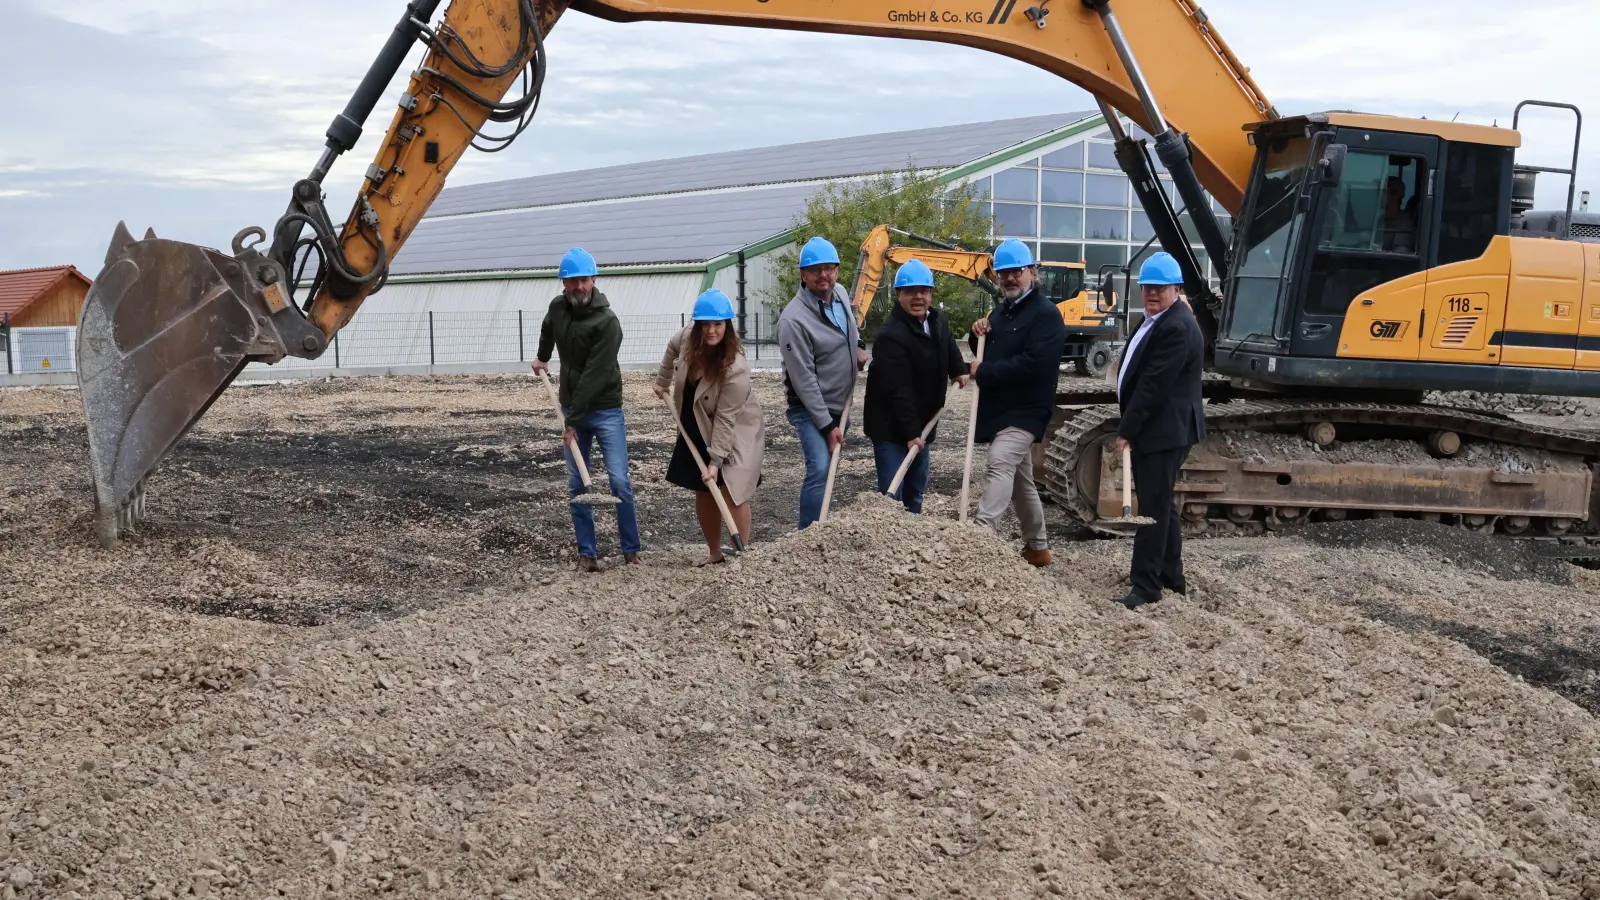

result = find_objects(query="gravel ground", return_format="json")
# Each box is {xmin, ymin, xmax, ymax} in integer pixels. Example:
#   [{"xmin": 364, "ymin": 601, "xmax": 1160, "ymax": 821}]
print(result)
[
  {"xmin": 1427, "ymin": 391, "xmax": 1600, "ymax": 420},
  {"xmin": 4, "ymin": 373, "xmax": 1600, "ymax": 898},
  {"xmin": 1203, "ymin": 430, "xmax": 1576, "ymax": 473}
]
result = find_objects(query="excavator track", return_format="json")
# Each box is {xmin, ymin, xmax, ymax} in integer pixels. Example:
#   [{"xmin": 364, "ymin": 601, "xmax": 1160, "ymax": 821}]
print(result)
[{"xmin": 1042, "ymin": 398, "xmax": 1600, "ymax": 539}]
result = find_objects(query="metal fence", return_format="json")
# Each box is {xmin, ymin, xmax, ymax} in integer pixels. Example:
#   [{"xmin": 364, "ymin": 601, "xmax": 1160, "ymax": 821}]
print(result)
[
  {"xmin": 2, "ymin": 311, "xmax": 787, "ymax": 380},
  {"xmin": 262, "ymin": 310, "xmax": 782, "ymax": 373}
]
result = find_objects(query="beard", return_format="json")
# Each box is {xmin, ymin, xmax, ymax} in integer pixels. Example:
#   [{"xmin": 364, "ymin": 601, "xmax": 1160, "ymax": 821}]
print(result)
[
  {"xmin": 1001, "ymin": 284, "xmax": 1027, "ymax": 302},
  {"xmin": 565, "ymin": 288, "xmax": 591, "ymax": 308}
]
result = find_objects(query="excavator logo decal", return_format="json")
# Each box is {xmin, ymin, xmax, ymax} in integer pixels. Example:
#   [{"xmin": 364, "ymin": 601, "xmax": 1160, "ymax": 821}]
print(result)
[
  {"xmin": 986, "ymin": 0, "xmax": 1018, "ymax": 23},
  {"xmin": 1369, "ymin": 320, "xmax": 1407, "ymax": 340}
]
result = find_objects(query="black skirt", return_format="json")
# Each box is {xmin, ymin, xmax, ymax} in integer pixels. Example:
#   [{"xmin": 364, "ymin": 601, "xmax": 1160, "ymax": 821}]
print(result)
[{"xmin": 667, "ymin": 380, "xmax": 715, "ymax": 493}]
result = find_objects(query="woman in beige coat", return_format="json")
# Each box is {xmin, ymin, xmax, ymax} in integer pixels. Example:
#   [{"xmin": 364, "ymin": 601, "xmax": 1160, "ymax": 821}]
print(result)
[{"xmin": 653, "ymin": 290, "xmax": 764, "ymax": 565}]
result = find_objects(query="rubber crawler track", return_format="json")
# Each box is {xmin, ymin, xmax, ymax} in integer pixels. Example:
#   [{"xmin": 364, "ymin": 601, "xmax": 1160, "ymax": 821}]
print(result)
[{"xmin": 1042, "ymin": 399, "xmax": 1600, "ymax": 541}]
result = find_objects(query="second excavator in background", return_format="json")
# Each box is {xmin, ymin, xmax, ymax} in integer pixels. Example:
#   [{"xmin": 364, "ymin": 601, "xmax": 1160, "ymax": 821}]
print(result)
[
  {"xmin": 76, "ymin": 0, "xmax": 1598, "ymax": 548},
  {"xmin": 849, "ymin": 224, "xmax": 1122, "ymax": 376}
]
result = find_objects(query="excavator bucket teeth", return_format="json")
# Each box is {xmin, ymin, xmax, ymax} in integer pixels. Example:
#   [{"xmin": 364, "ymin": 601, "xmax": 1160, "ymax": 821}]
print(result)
[{"xmin": 77, "ymin": 227, "xmax": 279, "ymax": 548}]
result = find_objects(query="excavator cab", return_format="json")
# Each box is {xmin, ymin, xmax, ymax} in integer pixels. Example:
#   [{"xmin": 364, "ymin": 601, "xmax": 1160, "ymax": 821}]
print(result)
[
  {"xmin": 1214, "ymin": 106, "xmax": 1596, "ymax": 398},
  {"xmin": 1037, "ymin": 262, "xmax": 1087, "ymax": 307},
  {"xmin": 1039, "ymin": 261, "xmax": 1120, "ymax": 377}
]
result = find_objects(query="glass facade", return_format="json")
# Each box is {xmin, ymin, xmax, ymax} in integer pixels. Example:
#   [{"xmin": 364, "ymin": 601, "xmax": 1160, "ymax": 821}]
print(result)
[{"xmin": 952, "ymin": 127, "xmax": 1222, "ymax": 289}]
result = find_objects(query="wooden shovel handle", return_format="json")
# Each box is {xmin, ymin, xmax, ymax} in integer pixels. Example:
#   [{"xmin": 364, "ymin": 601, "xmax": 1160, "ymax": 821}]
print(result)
[
  {"xmin": 886, "ymin": 405, "xmax": 945, "ymax": 496},
  {"xmin": 660, "ymin": 392, "xmax": 746, "ymax": 550},
  {"xmin": 539, "ymin": 370, "xmax": 595, "ymax": 489},
  {"xmin": 958, "ymin": 333, "xmax": 986, "ymax": 523},
  {"xmin": 1121, "ymin": 442, "xmax": 1134, "ymax": 516},
  {"xmin": 819, "ymin": 408, "xmax": 849, "ymax": 523}
]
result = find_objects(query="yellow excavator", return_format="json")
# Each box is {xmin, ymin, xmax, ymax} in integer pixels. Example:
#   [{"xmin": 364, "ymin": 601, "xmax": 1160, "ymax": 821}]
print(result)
[
  {"xmin": 79, "ymin": 0, "xmax": 1596, "ymax": 547},
  {"xmin": 849, "ymin": 224, "xmax": 1120, "ymax": 376}
]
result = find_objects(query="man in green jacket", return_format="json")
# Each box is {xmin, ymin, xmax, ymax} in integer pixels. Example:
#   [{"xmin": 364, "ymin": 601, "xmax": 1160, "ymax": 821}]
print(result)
[{"xmin": 531, "ymin": 247, "xmax": 641, "ymax": 571}]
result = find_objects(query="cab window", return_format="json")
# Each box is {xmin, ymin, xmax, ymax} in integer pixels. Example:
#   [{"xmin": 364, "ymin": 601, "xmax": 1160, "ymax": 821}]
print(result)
[
  {"xmin": 1318, "ymin": 153, "xmax": 1425, "ymax": 255},
  {"xmin": 1437, "ymin": 142, "xmax": 1510, "ymax": 264},
  {"xmin": 1039, "ymin": 266, "xmax": 1085, "ymax": 302}
]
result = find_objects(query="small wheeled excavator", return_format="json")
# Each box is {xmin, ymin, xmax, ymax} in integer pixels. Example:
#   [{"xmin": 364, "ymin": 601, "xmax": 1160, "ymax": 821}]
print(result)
[{"xmin": 77, "ymin": 0, "xmax": 1595, "ymax": 546}]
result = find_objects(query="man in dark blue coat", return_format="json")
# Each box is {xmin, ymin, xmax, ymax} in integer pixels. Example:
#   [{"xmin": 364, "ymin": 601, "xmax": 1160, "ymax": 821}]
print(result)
[
  {"xmin": 969, "ymin": 239, "xmax": 1068, "ymax": 567},
  {"xmin": 1113, "ymin": 252, "xmax": 1206, "ymax": 608}
]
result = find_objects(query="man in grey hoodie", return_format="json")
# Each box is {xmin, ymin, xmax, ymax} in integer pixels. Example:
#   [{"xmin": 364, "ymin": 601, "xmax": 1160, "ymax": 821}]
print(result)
[{"xmin": 778, "ymin": 236, "xmax": 866, "ymax": 529}]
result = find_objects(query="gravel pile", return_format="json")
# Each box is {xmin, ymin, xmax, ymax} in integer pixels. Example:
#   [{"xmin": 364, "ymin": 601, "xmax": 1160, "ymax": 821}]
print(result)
[
  {"xmin": 1429, "ymin": 391, "xmax": 1596, "ymax": 419},
  {"xmin": 1204, "ymin": 430, "xmax": 1571, "ymax": 473},
  {"xmin": 3, "ymin": 496, "xmax": 1600, "ymax": 898}
]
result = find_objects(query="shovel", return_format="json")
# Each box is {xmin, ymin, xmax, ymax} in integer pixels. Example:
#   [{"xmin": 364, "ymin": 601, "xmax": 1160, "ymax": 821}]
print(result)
[
  {"xmin": 538, "ymin": 370, "xmax": 620, "ymax": 507},
  {"xmin": 885, "ymin": 405, "xmax": 945, "ymax": 498},
  {"xmin": 818, "ymin": 407, "xmax": 850, "ymax": 523},
  {"xmin": 958, "ymin": 333, "xmax": 985, "ymax": 523},
  {"xmin": 659, "ymin": 392, "xmax": 747, "ymax": 553},
  {"xmin": 1102, "ymin": 442, "xmax": 1155, "ymax": 527}
]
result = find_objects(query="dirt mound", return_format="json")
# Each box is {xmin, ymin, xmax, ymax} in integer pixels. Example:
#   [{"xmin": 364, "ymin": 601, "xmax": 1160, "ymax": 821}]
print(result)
[{"xmin": 3, "ymin": 496, "xmax": 1599, "ymax": 898}]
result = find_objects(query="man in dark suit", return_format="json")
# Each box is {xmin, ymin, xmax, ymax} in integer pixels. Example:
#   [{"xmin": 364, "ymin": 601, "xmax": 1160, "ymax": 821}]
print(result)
[{"xmin": 1114, "ymin": 252, "xmax": 1206, "ymax": 609}]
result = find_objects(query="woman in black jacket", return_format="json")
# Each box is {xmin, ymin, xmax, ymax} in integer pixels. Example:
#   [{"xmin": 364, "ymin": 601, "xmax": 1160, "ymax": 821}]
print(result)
[{"xmin": 863, "ymin": 260, "xmax": 969, "ymax": 513}]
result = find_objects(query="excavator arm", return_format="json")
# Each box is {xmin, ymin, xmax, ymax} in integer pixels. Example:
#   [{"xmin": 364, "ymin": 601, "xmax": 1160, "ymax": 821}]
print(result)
[
  {"xmin": 78, "ymin": 0, "xmax": 1275, "ymax": 545},
  {"xmin": 849, "ymin": 224, "xmax": 999, "ymax": 326},
  {"xmin": 887, "ymin": 247, "xmax": 995, "ymax": 288},
  {"xmin": 318, "ymin": 0, "xmax": 1269, "ymax": 333}
]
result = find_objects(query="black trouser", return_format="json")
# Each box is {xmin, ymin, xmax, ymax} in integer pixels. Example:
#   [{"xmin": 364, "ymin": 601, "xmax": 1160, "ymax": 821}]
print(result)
[{"xmin": 1130, "ymin": 445, "xmax": 1190, "ymax": 601}]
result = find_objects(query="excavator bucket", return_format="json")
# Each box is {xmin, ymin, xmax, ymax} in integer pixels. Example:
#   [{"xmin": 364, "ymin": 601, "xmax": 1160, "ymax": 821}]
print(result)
[{"xmin": 77, "ymin": 222, "xmax": 298, "ymax": 548}]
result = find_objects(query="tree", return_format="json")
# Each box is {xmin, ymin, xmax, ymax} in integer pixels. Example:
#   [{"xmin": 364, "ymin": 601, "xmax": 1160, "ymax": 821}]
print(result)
[{"xmin": 760, "ymin": 168, "xmax": 995, "ymax": 340}]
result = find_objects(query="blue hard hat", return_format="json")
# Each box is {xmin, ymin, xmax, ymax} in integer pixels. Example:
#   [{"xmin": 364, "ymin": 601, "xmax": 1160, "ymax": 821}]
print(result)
[
  {"xmin": 558, "ymin": 247, "xmax": 598, "ymax": 279},
  {"xmin": 991, "ymin": 238, "xmax": 1035, "ymax": 271},
  {"xmin": 1138, "ymin": 251, "xmax": 1184, "ymax": 286},
  {"xmin": 692, "ymin": 288, "xmax": 736, "ymax": 322},
  {"xmin": 799, "ymin": 236, "xmax": 841, "ymax": 268},
  {"xmin": 893, "ymin": 259, "xmax": 935, "ymax": 289}
]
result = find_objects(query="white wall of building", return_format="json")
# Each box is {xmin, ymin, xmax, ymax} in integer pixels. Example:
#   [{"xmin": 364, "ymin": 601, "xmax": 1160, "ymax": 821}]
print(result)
[{"xmin": 709, "ymin": 244, "xmax": 790, "ymax": 337}]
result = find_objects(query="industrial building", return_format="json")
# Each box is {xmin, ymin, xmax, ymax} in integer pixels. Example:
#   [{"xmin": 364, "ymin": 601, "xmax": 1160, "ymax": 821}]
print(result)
[{"xmin": 284, "ymin": 108, "xmax": 1221, "ymax": 373}]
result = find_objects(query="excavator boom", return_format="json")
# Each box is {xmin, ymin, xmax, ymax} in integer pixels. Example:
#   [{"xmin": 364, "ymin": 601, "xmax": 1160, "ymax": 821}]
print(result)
[
  {"xmin": 849, "ymin": 224, "xmax": 998, "ymax": 326},
  {"xmin": 77, "ymin": 0, "xmax": 1275, "ymax": 544}
]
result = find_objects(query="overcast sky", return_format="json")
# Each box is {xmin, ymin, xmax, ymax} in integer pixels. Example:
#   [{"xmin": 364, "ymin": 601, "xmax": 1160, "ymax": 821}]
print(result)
[{"xmin": 1, "ymin": 0, "xmax": 1595, "ymax": 274}]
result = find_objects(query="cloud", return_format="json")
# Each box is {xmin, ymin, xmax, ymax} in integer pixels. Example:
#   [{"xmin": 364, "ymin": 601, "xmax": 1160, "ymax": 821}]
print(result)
[{"xmin": 2, "ymin": 0, "xmax": 1596, "ymax": 273}]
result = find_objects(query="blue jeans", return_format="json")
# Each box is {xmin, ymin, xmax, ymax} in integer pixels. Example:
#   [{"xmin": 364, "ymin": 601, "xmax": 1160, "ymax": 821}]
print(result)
[
  {"xmin": 787, "ymin": 408, "xmax": 838, "ymax": 529},
  {"xmin": 874, "ymin": 440, "xmax": 931, "ymax": 514},
  {"xmin": 563, "ymin": 406, "xmax": 641, "ymax": 558}
]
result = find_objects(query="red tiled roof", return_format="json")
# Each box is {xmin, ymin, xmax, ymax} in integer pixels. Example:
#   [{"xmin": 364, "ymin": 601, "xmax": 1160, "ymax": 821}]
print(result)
[{"xmin": 0, "ymin": 266, "xmax": 91, "ymax": 320}]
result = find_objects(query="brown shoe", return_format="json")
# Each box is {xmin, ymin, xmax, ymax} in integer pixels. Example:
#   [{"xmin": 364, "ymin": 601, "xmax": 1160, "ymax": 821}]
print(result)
[
  {"xmin": 1022, "ymin": 548, "xmax": 1053, "ymax": 568},
  {"xmin": 624, "ymin": 552, "xmax": 642, "ymax": 566},
  {"xmin": 575, "ymin": 556, "xmax": 599, "ymax": 573}
]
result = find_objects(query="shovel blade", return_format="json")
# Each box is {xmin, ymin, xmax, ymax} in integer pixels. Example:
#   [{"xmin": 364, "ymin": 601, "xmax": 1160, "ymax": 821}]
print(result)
[
  {"xmin": 569, "ymin": 492, "xmax": 621, "ymax": 506},
  {"xmin": 77, "ymin": 225, "xmax": 286, "ymax": 547}
]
